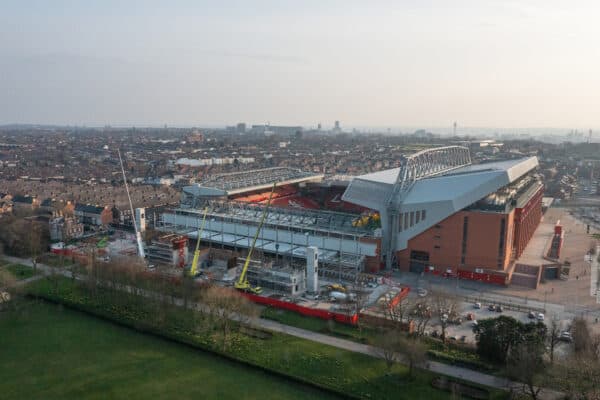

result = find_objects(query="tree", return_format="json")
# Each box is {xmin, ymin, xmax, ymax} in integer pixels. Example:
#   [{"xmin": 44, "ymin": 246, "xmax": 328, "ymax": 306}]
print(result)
[
  {"xmin": 572, "ymin": 317, "xmax": 594, "ymax": 355},
  {"xmin": 202, "ymin": 286, "xmax": 258, "ymax": 351},
  {"xmin": 431, "ymin": 291, "xmax": 458, "ymax": 342},
  {"xmin": 397, "ymin": 337, "xmax": 427, "ymax": 380},
  {"xmin": 506, "ymin": 342, "xmax": 546, "ymax": 400},
  {"xmin": 546, "ymin": 318, "xmax": 561, "ymax": 364},
  {"xmin": 551, "ymin": 354, "xmax": 600, "ymax": 399},
  {"xmin": 473, "ymin": 316, "xmax": 546, "ymax": 364},
  {"xmin": 0, "ymin": 268, "xmax": 17, "ymax": 312},
  {"xmin": 374, "ymin": 330, "xmax": 403, "ymax": 372}
]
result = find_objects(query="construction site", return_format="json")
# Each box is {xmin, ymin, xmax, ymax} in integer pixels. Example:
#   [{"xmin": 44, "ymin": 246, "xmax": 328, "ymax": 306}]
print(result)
[{"xmin": 50, "ymin": 148, "xmax": 556, "ymax": 326}]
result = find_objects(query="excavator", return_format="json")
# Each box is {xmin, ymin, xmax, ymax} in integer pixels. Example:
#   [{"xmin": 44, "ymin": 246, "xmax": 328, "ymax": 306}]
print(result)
[
  {"xmin": 188, "ymin": 207, "xmax": 209, "ymax": 277},
  {"xmin": 235, "ymin": 183, "xmax": 276, "ymax": 294}
]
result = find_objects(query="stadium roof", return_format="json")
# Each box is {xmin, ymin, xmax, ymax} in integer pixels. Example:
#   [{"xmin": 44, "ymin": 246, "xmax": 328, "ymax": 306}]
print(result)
[
  {"xmin": 342, "ymin": 156, "xmax": 539, "ymax": 250},
  {"xmin": 184, "ymin": 167, "xmax": 324, "ymax": 197}
]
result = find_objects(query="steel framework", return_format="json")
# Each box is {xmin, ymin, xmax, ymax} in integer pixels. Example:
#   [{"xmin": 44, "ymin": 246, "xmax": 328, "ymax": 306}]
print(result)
[
  {"xmin": 385, "ymin": 146, "xmax": 471, "ymax": 269},
  {"xmin": 392, "ymin": 146, "xmax": 471, "ymax": 195}
]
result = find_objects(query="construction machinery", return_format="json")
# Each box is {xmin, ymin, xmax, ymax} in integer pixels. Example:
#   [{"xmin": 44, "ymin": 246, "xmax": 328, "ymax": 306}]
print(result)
[
  {"xmin": 235, "ymin": 183, "xmax": 276, "ymax": 294},
  {"xmin": 117, "ymin": 149, "xmax": 145, "ymax": 260},
  {"xmin": 188, "ymin": 207, "xmax": 208, "ymax": 277}
]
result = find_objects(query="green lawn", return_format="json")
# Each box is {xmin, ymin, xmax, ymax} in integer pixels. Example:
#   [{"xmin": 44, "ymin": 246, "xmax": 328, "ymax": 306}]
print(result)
[
  {"xmin": 1, "ymin": 262, "xmax": 37, "ymax": 280},
  {"xmin": 23, "ymin": 277, "xmax": 508, "ymax": 400},
  {"xmin": 0, "ymin": 301, "xmax": 341, "ymax": 400}
]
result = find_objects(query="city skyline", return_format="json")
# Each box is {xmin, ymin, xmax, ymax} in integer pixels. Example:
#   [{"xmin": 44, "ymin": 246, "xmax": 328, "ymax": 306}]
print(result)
[{"xmin": 2, "ymin": 1, "xmax": 600, "ymax": 129}]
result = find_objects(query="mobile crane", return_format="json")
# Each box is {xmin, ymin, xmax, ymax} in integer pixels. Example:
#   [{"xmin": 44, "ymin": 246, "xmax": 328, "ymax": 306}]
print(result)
[
  {"xmin": 188, "ymin": 207, "xmax": 208, "ymax": 277},
  {"xmin": 235, "ymin": 183, "xmax": 276, "ymax": 294}
]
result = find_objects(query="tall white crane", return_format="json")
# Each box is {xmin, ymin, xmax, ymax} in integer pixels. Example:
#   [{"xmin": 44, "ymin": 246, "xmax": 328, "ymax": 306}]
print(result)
[{"xmin": 117, "ymin": 149, "xmax": 146, "ymax": 259}]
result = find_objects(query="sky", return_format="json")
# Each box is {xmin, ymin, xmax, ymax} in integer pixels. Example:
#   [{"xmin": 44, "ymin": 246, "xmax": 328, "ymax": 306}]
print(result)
[{"xmin": 1, "ymin": 0, "xmax": 600, "ymax": 130}]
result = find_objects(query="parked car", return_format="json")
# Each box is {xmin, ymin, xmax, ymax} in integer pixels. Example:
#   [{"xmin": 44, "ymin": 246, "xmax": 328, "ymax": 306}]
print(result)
[
  {"xmin": 488, "ymin": 304, "xmax": 496, "ymax": 311},
  {"xmin": 474, "ymin": 302, "xmax": 482, "ymax": 309},
  {"xmin": 417, "ymin": 288, "xmax": 428, "ymax": 297},
  {"xmin": 559, "ymin": 331, "xmax": 572, "ymax": 342},
  {"xmin": 537, "ymin": 313, "xmax": 545, "ymax": 321},
  {"xmin": 495, "ymin": 305, "xmax": 504, "ymax": 313},
  {"xmin": 471, "ymin": 320, "xmax": 478, "ymax": 327},
  {"xmin": 459, "ymin": 335, "xmax": 467, "ymax": 343},
  {"xmin": 528, "ymin": 311, "xmax": 536, "ymax": 319},
  {"xmin": 466, "ymin": 312, "xmax": 475, "ymax": 321}
]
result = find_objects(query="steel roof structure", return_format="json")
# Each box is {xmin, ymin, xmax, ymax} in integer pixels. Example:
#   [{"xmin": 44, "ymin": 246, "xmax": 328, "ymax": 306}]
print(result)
[
  {"xmin": 186, "ymin": 167, "xmax": 324, "ymax": 197},
  {"xmin": 342, "ymin": 148, "xmax": 539, "ymax": 267}
]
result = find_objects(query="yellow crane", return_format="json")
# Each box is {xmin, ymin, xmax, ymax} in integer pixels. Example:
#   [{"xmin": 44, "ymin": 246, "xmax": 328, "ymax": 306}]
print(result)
[
  {"xmin": 189, "ymin": 207, "xmax": 208, "ymax": 277},
  {"xmin": 235, "ymin": 183, "xmax": 276, "ymax": 294}
]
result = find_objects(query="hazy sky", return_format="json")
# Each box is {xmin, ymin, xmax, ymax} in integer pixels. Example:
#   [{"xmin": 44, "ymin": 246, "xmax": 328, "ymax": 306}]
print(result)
[{"xmin": 1, "ymin": 0, "xmax": 600, "ymax": 129}]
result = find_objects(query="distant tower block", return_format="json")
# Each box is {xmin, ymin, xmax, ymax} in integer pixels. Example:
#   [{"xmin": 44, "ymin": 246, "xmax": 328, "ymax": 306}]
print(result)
[
  {"xmin": 135, "ymin": 207, "xmax": 146, "ymax": 233},
  {"xmin": 306, "ymin": 246, "xmax": 319, "ymax": 294},
  {"xmin": 589, "ymin": 129, "xmax": 593, "ymax": 144},
  {"xmin": 453, "ymin": 121, "xmax": 457, "ymax": 136}
]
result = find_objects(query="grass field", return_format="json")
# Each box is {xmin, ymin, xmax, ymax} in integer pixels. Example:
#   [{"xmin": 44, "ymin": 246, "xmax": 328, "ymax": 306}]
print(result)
[
  {"xmin": 0, "ymin": 301, "xmax": 341, "ymax": 400},
  {"xmin": 0, "ymin": 262, "xmax": 38, "ymax": 280}
]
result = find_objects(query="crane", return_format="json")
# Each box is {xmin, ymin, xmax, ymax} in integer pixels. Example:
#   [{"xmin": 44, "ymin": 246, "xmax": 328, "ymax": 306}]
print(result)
[
  {"xmin": 235, "ymin": 183, "xmax": 276, "ymax": 294},
  {"xmin": 117, "ymin": 149, "xmax": 145, "ymax": 260},
  {"xmin": 188, "ymin": 207, "xmax": 208, "ymax": 277}
]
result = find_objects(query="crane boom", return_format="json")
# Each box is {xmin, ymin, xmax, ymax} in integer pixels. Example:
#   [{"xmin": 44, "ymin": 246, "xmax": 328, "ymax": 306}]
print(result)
[
  {"xmin": 235, "ymin": 183, "xmax": 276, "ymax": 294},
  {"xmin": 189, "ymin": 207, "xmax": 208, "ymax": 277},
  {"xmin": 117, "ymin": 149, "xmax": 145, "ymax": 259}
]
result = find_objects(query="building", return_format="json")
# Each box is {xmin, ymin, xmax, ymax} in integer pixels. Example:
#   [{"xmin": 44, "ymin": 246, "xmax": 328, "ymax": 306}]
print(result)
[
  {"xmin": 11, "ymin": 195, "xmax": 40, "ymax": 210},
  {"xmin": 342, "ymin": 147, "xmax": 542, "ymax": 280},
  {"xmin": 49, "ymin": 214, "xmax": 84, "ymax": 241},
  {"xmin": 251, "ymin": 125, "xmax": 302, "ymax": 136},
  {"xmin": 159, "ymin": 148, "xmax": 543, "ymax": 285},
  {"xmin": 74, "ymin": 204, "xmax": 113, "ymax": 226}
]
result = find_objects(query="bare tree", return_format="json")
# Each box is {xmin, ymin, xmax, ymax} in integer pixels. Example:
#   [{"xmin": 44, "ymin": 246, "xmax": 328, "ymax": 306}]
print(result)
[
  {"xmin": 546, "ymin": 318, "xmax": 561, "ymax": 364},
  {"xmin": 374, "ymin": 330, "xmax": 402, "ymax": 372},
  {"xmin": 552, "ymin": 354, "xmax": 600, "ymax": 399},
  {"xmin": 202, "ymin": 286, "xmax": 259, "ymax": 351},
  {"xmin": 572, "ymin": 317, "xmax": 594, "ymax": 355},
  {"xmin": 431, "ymin": 290, "xmax": 458, "ymax": 342},
  {"xmin": 397, "ymin": 336, "xmax": 427, "ymax": 379},
  {"xmin": 412, "ymin": 299, "xmax": 433, "ymax": 338},
  {"xmin": 506, "ymin": 343, "xmax": 546, "ymax": 400}
]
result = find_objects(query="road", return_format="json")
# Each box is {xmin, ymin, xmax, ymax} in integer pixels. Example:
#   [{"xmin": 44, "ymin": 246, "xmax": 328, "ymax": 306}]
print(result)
[{"xmin": 3, "ymin": 255, "xmax": 563, "ymax": 399}]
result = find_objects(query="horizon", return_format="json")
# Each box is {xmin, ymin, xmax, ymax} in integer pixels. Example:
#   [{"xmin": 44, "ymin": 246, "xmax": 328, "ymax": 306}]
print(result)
[{"xmin": 2, "ymin": 1, "xmax": 600, "ymax": 129}]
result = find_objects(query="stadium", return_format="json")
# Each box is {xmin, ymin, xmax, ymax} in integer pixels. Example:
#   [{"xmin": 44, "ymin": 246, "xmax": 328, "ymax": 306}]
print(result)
[{"xmin": 159, "ymin": 146, "xmax": 543, "ymax": 286}]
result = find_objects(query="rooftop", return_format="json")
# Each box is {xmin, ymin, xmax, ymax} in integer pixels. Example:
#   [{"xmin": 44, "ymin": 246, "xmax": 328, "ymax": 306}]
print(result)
[{"xmin": 195, "ymin": 167, "xmax": 324, "ymax": 196}]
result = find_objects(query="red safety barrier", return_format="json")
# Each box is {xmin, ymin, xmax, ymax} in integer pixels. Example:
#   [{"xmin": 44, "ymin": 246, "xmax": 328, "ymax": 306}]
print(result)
[
  {"xmin": 424, "ymin": 266, "xmax": 507, "ymax": 286},
  {"xmin": 241, "ymin": 292, "xmax": 359, "ymax": 325}
]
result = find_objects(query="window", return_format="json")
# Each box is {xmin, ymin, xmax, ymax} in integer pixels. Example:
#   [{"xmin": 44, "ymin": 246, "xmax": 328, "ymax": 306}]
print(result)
[
  {"xmin": 434, "ymin": 235, "xmax": 441, "ymax": 239},
  {"xmin": 421, "ymin": 210, "xmax": 426, "ymax": 221},
  {"xmin": 434, "ymin": 245, "xmax": 441, "ymax": 249},
  {"xmin": 403, "ymin": 213, "xmax": 409, "ymax": 230},
  {"xmin": 410, "ymin": 211, "xmax": 414, "ymax": 227},
  {"xmin": 498, "ymin": 218, "xmax": 506, "ymax": 258},
  {"xmin": 398, "ymin": 214, "xmax": 403, "ymax": 232},
  {"xmin": 435, "ymin": 224, "xmax": 442, "ymax": 229},
  {"xmin": 415, "ymin": 211, "xmax": 420, "ymax": 224}
]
